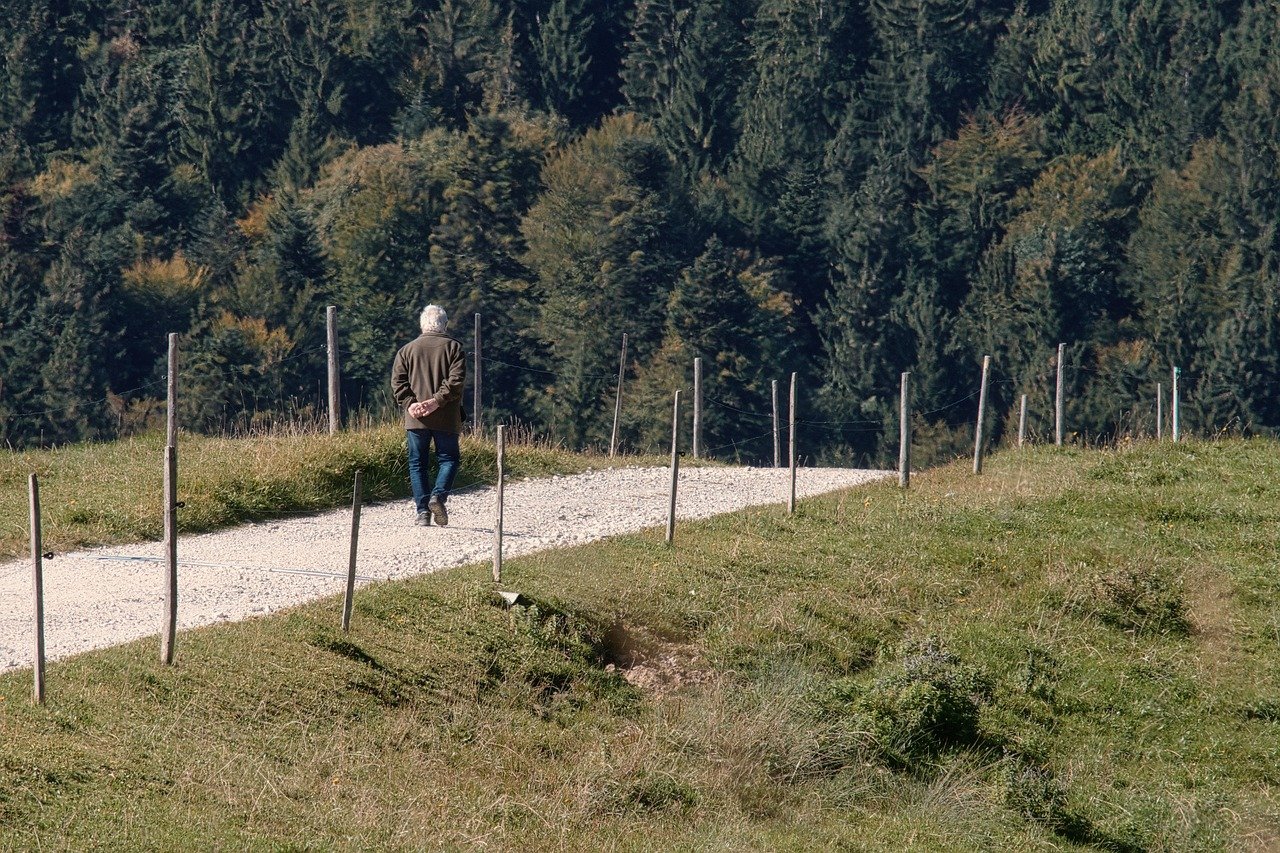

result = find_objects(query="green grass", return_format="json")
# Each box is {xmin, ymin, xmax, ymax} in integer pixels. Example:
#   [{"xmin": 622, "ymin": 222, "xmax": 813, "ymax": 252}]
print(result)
[
  {"xmin": 3, "ymin": 438, "xmax": 1280, "ymax": 850},
  {"xmin": 0, "ymin": 424, "xmax": 666, "ymax": 560}
]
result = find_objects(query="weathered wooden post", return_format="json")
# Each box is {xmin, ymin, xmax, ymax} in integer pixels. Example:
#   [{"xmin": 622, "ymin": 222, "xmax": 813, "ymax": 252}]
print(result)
[
  {"xmin": 666, "ymin": 391, "xmax": 680, "ymax": 545},
  {"xmin": 29, "ymin": 474, "xmax": 45, "ymax": 705},
  {"xmin": 693, "ymin": 357, "xmax": 703, "ymax": 460},
  {"xmin": 493, "ymin": 426, "xmax": 506, "ymax": 582},
  {"xmin": 473, "ymin": 313, "xmax": 482, "ymax": 435},
  {"xmin": 772, "ymin": 379, "xmax": 781, "ymax": 469},
  {"xmin": 973, "ymin": 355, "xmax": 991, "ymax": 475},
  {"xmin": 327, "ymin": 306, "xmax": 340, "ymax": 434},
  {"xmin": 1018, "ymin": 394, "xmax": 1028, "ymax": 448},
  {"xmin": 1172, "ymin": 367, "xmax": 1181, "ymax": 442},
  {"xmin": 1156, "ymin": 382, "xmax": 1163, "ymax": 441},
  {"xmin": 899, "ymin": 372, "xmax": 911, "ymax": 489},
  {"xmin": 166, "ymin": 333, "xmax": 178, "ymax": 447},
  {"xmin": 789, "ymin": 372, "xmax": 798, "ymax": 514},
  {"xmin": 341, "ymin": 470, "xmax": 363, "ymax": 633},
  {"xmin": 609, "ymin": 333, "xmax": 628, "ymax": 457},
  {"xmin": 161, "ymin": 332, "xmax": 180, "ymax": 665},
  {"xmin": 1055, "ymin": 342, "xmax": 1065, "ymax": 446},
  {"xmin": 161, "ymin": 444, "xmax": 177, "ymax": 665}
]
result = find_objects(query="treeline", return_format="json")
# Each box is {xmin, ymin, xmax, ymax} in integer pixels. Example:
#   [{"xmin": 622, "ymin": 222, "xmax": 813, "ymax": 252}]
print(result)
[{"xmin": 2, "ymin": 0, "xmax": 1278, "ymax": 463}]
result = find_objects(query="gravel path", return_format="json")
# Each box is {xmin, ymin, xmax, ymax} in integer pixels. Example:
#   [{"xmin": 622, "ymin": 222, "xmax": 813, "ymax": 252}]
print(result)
[{"xmin": 0, "ymin": 465, "xmax": 888, "ymax": 673}]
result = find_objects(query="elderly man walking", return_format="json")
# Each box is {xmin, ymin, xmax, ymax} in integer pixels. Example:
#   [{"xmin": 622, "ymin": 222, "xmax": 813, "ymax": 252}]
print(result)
[{"xmin": 391, "ymin": 304, "xmax": 466, "ymax": 526}]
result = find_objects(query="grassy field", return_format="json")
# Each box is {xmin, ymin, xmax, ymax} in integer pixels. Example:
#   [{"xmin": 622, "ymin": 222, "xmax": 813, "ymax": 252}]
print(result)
[
  {"xmin": 2, "ymin": 438, "xmax": 1279, "ymax": 850},
  {"xmin": 0, "ymin": 424, "xmax": 664, "ymax": 560}
]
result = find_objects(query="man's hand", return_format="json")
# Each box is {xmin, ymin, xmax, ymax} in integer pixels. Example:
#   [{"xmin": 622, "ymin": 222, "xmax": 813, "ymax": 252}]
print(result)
[{"xmin": 409, "ymin": 398, "xmax": 440, "ymax": 419}]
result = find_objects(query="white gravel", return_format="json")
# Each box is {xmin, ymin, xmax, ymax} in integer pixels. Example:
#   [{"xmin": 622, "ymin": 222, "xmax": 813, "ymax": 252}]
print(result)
[{"xmin": 0, "ymin": 465, "xmax": 888, "ymax": 673}]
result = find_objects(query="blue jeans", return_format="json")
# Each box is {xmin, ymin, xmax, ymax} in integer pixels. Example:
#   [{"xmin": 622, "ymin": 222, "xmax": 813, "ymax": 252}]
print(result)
[{"xmin": 407, "ymin": 429, "xmax": 460, "ymax": 513}]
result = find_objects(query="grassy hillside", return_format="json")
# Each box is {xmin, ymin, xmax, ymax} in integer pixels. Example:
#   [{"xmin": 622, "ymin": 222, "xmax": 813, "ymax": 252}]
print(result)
[
  {"xmin": 0, "ymin": 425, "xmax": 663, "ymax": 560},
  {"xmin": 2, "ymin": 440, "xmax": 1278, "ymax": 850}
]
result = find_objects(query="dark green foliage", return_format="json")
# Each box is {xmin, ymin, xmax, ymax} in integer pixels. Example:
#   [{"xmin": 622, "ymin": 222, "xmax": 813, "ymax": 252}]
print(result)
[
  {"xmin": 2, "ymin": 0, "xmax": 1280, "ymax": 456},
  {"xmin": 522, "ymin": 114, "xmax": 693, "ymax": 447},
  {"xmin": 622, "ymin": 0, "xmax": 750, "ymax": 178}
]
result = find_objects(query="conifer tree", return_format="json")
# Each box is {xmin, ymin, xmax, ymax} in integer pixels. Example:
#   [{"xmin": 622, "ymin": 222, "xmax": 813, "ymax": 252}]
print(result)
[
  {"xmin": 534, "ymin": 0, "xmax": 595, "ymax": 126},
  {"xmin": 521, "ymin": 114, "xmax": 694, "ymax": 446}
]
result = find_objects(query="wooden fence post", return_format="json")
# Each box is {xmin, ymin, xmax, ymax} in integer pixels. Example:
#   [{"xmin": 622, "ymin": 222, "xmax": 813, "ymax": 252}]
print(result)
[
  {"xmin": 473, "ymin": 313, "xmax": 482, "ymax": 435},
  {"xmin": 972, "ymin": 350, "xmax": 993, "ymax": 471},
  {"xmin": 693, "ymin": 357, "xmax": 703, "ymax": 460},
  {"xmin": 167, "ymin": 333, "xmax": 178, "ymax": 447},
  {"xmin": 1018, "ymin": 394, "xmax": 1028, "ymax": 448},
  {"xmin": 1172, "ymin": 367, "xmax": 1181, "ymax": 442},
  {"xmin": 772, "ymin": 380, "xmax": 781, "ymax": 468},
  {"xmin": 341, "ymin": 470, "xmax": 363, "ymax": 633},
  {"xmin": 1156, "ymin": 382, "xmax": 1163, "ymax": 441},
  {"xmin": 161, "ymin": 445, "xmax": 177, "ymax": 665},
  {"xmin": 610, "ymin": 333, "xmax": 628, "ymax": 457},
  {"xmin": 899, "ymin": 372, "xmax": 911, "ymax": 489},
  {"xmin": 1055, "ymin": 342, "xmax": 1065, "ymax": 446},
  {"xmin": 327, "ymin": 306, "xmax": 340, "ymax": 434},
  {"xmin": 973, "ymin": 355, "xmax": 991, "ymax": 475},
  {"xmin": 29, "ymin": 474, "xmax": 45, "ymax": 705},
  {"xmin": 666, "ymin": 391, "xmax": 680, "ymax": 545},
  {"xmin": 789, "ymin": 372, "xmax": 798, "ymax": 514},
  {"xmin": 493, "ymin": 426, "xmax": 505, "ymax": 583}
]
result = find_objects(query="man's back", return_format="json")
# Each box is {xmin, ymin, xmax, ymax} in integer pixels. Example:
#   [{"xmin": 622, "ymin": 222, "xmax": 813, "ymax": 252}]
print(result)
[{"xmin": 391, "ymin": 332, "xmax": 466, "ymax": 432}]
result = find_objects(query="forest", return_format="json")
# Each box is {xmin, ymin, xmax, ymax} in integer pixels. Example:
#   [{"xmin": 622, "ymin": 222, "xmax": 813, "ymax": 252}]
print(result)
[{"xmin": 1, "ymin": 0, "xmax": 1278, "ymax": 465}]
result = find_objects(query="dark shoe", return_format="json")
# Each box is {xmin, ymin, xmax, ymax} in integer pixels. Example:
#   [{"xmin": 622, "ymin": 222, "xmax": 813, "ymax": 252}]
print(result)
[
  {"xmin": 416, "ymin": 511, "xmax": 431, "ymax": 527},
  {"xmin": 428, "ymin": 496, "xmax": 448, "ymax": 526}
]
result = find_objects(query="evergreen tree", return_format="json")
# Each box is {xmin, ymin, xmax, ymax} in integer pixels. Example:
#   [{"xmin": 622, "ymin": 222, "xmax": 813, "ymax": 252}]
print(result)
[
  {"xmin": 534, "ymin": 0, "xmax": 595, "ymax": 126},
  {"xmin": 426, "ymin": 113, "xmax": 557, "ymax": 425},
  {"xmin": 1101, "ymin": 0, "xmax": 1232, "ymax": 171},
  {"xmin": 0, "ymin": 0, "xmax": 81, "ymax": 160},
  {"xmin": 729, "ymin": 0, "xmax": 866, "ymax": 247},
  {"xmin": 175, "ymin": 0, "xmax": 278, "ymax": 202},
  {"xmin": 259, "ymin": 0, "xmax": 352, "ymax": 191},
  {"xmin": 622, "ymin": 0, "xmax": 752, "ymax": 178},
  {"xmin": 17, "ymin": 232, "xmax": 124, "ymax": 445},
  {"xmin": 627, "ymin": 236, "xmax": 797, "ymax": 457},
  {"xmin": 305, "ymin": 136, "xmax": 454, "ymax": 403},
  {"xmin": 521, "ymin": 114, "xmax": 694, "ymax": 447}
]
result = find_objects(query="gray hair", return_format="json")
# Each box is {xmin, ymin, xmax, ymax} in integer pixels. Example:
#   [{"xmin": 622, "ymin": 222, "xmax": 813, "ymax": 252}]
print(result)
[{"xmin": 419, "ymin": 304, "xmax": 448, "ymax": 333}]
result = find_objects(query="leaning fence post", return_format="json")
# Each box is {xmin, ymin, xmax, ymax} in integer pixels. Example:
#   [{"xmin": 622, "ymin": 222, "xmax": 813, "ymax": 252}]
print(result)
[
  {"xmin": 493, "ymin": 426, "xmax": 505, "ymax": 582},
  {"xmin": 1156, "ymin": 382, "xmax": 1163, "ymax": 441},
  {"xmin": 610, "ymin": 333, "xmax": 628, "ymax": 457},
  {"xmin": 692, "ymin": 357, "xmax": 703, "ymax": 460},
  {"xmin": 1055, "ymin": 342, "xmax": 1065, "ymax": 446},
  {"xmin": 666, "ymin": 391, "xmax": 680, "ymax": 545},
  {"xmin": 973, "ymin": 355, "xmax": 991, "ymax": 475},
  {"xmin": 341, "ymin": 470, "xmax": 363, "ymax": 633},
  {"xmin": 772, "ymin": 379, "xmax": 781, "ymax": 469},
  {"xmin": 161, "ymin": 444, "xmax": 178, "ymax": 665},
  {"xmin": 788, "ymin": 372, "xmax": 798, "ymax": 514},
  {"xmin": 327, "ymin": 306, "xmax": 340, "ymax": 434},
  {"xmin": 899, "ymin": 372, "xmax": 911, "ymax": 489},
  {"xmin": 1172, "ymin": 367, "xmax": 1181, "ymax": 442},
  {"xmin": 1018, "ymin": 394, "xmax": 1028, "ymax": 448},
  {"xmin": 29, "ymin": 474, "xmax": 45, "ymax": 705}
]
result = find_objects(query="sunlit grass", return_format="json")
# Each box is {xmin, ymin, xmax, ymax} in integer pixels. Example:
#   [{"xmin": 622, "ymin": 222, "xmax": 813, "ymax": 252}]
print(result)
[{"xmin": 2, "ymin": 439, "xmax": 1278, "ymax": 849}]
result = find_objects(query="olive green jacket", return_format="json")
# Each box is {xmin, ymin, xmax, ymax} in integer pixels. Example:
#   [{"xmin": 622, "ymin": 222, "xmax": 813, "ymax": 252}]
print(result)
[{"xmin": 390, "ymin": 332, "xmax": 466, "ymax": 433}]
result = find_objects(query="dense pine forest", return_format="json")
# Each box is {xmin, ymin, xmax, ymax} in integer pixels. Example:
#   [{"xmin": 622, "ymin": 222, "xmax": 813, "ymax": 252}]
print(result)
[{"xmin": 1, "ymin": 0, "xmax": 1277, "ymax": 463}]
